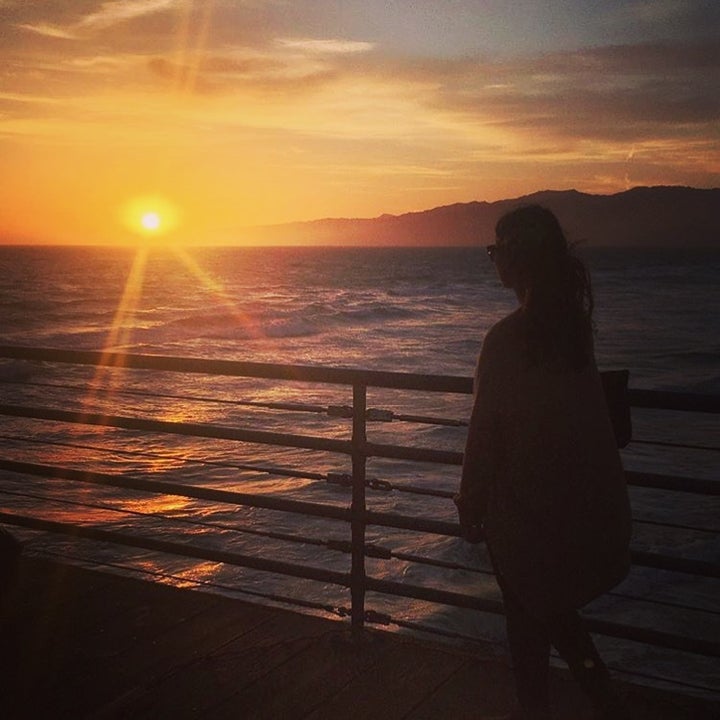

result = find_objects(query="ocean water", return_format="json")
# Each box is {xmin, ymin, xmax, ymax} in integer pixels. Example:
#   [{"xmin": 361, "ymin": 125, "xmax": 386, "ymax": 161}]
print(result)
[{"xmin": 0, "ymin": 244, "xmax": 718, "ymax": 697}]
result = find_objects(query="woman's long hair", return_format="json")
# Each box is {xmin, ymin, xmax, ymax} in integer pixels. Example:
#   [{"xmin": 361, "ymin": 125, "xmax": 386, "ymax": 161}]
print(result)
[{"xmin": 495, "ymin": 205, "xmax": 594, "ymax": 370}]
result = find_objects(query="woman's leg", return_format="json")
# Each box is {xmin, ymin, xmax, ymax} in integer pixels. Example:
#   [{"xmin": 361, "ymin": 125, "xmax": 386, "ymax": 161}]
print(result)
[
  {"xmin": 544, "ymin": 610, "xmax": 627, "ymax": 718},
  {"xmin": 500, "ymin": 581, "xmax": 626, "ymax": 719},
  {"xmin": 502, "ymin": 588, "xmax": 553, "ymax": 715}
]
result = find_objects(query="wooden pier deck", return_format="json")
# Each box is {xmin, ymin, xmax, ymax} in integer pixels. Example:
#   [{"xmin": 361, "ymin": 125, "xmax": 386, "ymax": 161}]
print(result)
[{"xmin": 1, "ymin": 555, "xmax": 717, "ymax": 720}]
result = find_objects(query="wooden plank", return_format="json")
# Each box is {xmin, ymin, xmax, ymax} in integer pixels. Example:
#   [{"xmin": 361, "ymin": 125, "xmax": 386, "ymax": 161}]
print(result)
[
  {"xmin": 212, "ymin": 629, "xmax": 396, "ymax": 719},
  {"xmin": 92, "ymin": 605, "xmax": 340, "ymax": 719},
  {"xmin": 4, "ymin": 557, "xmax": 225, "ymax": 672},
  {"xmin": 77, "ymin": 598, "xmax": 275, "ymax": 716},
  {"xmin": 405, "ymin": 655, "xmax": 514, "ymax": 720},
  {"xmin": 608, "ymin": 683, "xmax": 720, "ymax": 720},
  {"xmin": 300, "ymin": 636, "xmax": 467, "ymax": 720},
  {"xmin": 1, "ymin": 558, "xmax": 277, "ymax": 718}
]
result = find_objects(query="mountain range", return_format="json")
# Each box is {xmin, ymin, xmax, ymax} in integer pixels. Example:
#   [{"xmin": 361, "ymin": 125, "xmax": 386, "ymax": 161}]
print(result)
[{"xmin": 244, "ymin": 186, "xmax": 720, "ymax": 247}]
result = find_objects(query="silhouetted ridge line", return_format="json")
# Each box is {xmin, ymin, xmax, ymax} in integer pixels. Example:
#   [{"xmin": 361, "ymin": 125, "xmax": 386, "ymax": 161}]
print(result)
[{"xmin": 244, "ymin": 186, "xmax": 720, "ymax": 247}]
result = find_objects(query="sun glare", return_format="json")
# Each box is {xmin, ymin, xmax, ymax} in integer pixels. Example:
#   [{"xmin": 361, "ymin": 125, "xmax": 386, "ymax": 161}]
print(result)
[
  {"xmin": 141, "ymin": 212, "xmax": 161, "ymax": 232},
  {"xmin": 121, "ymin": 195, "xmax": 179, "ymax": 241}
]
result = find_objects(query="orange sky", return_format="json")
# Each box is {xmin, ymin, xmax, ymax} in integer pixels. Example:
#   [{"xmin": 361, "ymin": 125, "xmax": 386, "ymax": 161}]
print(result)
[{"xmin": 0, "ymin": 1, "xmax": 718, "ymax": 245}]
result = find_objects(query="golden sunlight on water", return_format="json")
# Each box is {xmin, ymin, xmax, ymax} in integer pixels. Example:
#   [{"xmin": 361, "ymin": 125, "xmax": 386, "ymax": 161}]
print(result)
[
  {"xmin": 120, "ymin": 495, "xmax": 191, "ymax": 516},
  {"xmin": 126, "ymin": 448, "xmax": 191, "ymax": 475},
  {"xmin": 172, "ymin": 247, "xmax": 266, "ymax": 340},
  {"xmin": 155, "ymin": 401, "xmax": 218, "ymax": 425},
  {"xmin": 39, "ymin": 498, "xmax": 120, "ymax": 526},
  {"xmin": 132, "ymin": 560, "xmax": 225, "ymax": 589}
]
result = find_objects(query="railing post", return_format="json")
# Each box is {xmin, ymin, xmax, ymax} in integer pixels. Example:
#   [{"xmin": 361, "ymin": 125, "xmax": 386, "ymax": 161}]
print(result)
[{"xmin": 350, "ymin": 382, "xmax": 368, "ymax": 635}]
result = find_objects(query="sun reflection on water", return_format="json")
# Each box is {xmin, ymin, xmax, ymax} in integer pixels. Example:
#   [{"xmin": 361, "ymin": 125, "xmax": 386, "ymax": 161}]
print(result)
[{"xmin": 120, "ymin": 495, "xmax": 190, "ymax": 516}]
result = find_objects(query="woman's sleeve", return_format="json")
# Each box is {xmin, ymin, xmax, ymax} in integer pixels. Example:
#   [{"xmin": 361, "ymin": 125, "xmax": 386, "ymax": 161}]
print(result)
[{"xmin": 455, "ymin": 331, "xmax": 503, "ymax": 535}]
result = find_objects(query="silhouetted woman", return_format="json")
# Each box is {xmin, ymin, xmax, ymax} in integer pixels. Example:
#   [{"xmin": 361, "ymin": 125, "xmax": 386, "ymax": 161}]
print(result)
[{"xmin": 456, "ymin": 205, "xmax": 632, "ymax": 720}]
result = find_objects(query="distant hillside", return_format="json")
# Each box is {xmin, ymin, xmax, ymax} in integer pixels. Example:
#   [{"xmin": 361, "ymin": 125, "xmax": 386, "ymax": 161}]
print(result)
[{"xmin": 243, "ymin": 186, "xmax": 720, "ymax": 247}]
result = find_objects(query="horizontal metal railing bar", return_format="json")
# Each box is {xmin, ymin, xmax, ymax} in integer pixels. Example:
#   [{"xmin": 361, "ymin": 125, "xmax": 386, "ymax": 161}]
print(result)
[
  {"xmin": 0, "ymin": 403, "xmax": 462, "ymax": 466},
  {"xmin": 5, "ymin": 345, "xmax": 720, "ymax": 413},
  {"xmin": 5, "ymin": 387, "xmax": 720, "ymax": 445},
  {"xmin": 14, "ymin": 495, "xmax": 710, "ymax": 617},
  {"xmin": 0, "ymin": 486, "xmax": 343, "ymax": 553},
  {"xmin": 4, "ymin": 442, "xmax": 714, "ymax": 535},
  {"xmin": 363, "ymin": 576, "xmax": 720, "ymax": 658},
  {"xmin": 3, "ymin": 400, "xmax": 715, "ymax": 493},
  {"xmin": 0, "ymin": 345, "xmax": 473, "ymax": 394},
  {"xmin": 367, "ymin": 506, "xmax": 720, "ymax": 579},
  {"xmin": 0, "ymin": 378, "xmax": 330, "ymax": 415},
  {"xmin": 0, "ymin": 459, "xmax": 350, "ymax": 523},
  {"xmin": 5, "ymin": 429, "xmax": 717, "ymax": 501},
  {"xmin": 6, "ymin": 483, "xmax": 719, "ymax": 590},
  {"xmin": 0, "ymin": 404, "xmax": 460, "ymax": 465},
  {"xmin": 0, "ymin": 403, "xmax": 352, "ymax": 456},
  {"xmin": 1, "ymin": 378, "xmax": 467, "ymax": 428},
  {"xmin": 633, "ymin": 517, "xmax": 719, "ymax": 535},
  {"xmin": 0, "ymin": 433, "xmax": 329, "ymax": 482},
  {"xmin": 630, "ymin": 551, "xmax": 720, "ymax": 579},
  {"xmin": 582, "ymin": 617, "xmax": 720, "ymax": 659},
  {"xmin": 626, "ymin": 471, "xmax": 719, "ymax": 496},
  {"xmin": 364, "ymin": 575, "xmax": 504, "ymax": 614},
  {"xmin": 628, "ymin": 388, "xmax": 720, "ymax": 414},
  {"xmin": 3, "ymin": 459, "xmax": 718, "ymax": 580},
  {"xmin": 0, "ymin": 511, "xmax": 350, "ymax": 588},
  {"xmin": 633, "ymin": 438, "xmax": 720, "ymax": 453},
  {"xmin": 364, "ymin": 509, "xmax": 461, "ymax": 537},
  {"xmin": 34, "ymin": 548, "xmax": 352, "ymax": 620},
  {"xmin": 365, "ymin": 441, "xmax": 463, "ymax": 465}
]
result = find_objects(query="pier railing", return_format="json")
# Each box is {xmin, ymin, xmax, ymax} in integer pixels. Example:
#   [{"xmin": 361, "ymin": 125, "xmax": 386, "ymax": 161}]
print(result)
[{"xmin": 1, "ymin": 345, "xmax": 718, "ymax": 674}]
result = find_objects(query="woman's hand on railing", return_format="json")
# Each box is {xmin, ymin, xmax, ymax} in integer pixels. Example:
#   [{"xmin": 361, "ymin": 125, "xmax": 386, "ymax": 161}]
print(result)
[
  {"xmin": 459, "ymin": 522, "xmax": 484, "ymax": 544},
  {"xmin": 453, "ymin": 493, "xmax": 484, "ymax": 544}
]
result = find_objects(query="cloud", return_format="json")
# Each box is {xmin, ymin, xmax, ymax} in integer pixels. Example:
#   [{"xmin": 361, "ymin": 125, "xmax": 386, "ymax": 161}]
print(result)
[
  {"xmin": 16, "ymin": 22, "xmax": 79, "ymax": 40},
  {"xmin": 404, "ymin": 39, "xmax": 720, "ymax": 147},
  {"xmin": 15, "ymin": 0, "xmax": 179, "ymax": 41},
  {"xmin": 77, "ymin": 0, "xmax": 178, "ymax": 30},
  {"xmin": 598, "ymin": 0, "xmax": 719, "ymax": 37},
  {"xmin": 275, "ymin": 38, "xmax": 375, "ymax": 55},
  {"xmin": 147, "ymin": 53, "xmax": 292, "ymax": 94},
  {"xmin": 143, "ymin": 35, "xmax": 375, "ymax": 96}
]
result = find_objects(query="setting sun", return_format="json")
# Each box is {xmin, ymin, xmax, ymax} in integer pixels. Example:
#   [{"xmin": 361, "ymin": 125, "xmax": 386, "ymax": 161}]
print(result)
[
  {"xmin": 121, "ymin": 196, "xmax": 180, "ymax": 242},
  {"xmin": 141, "ymin": 212, "xmax": 161, "ymax": 232}
]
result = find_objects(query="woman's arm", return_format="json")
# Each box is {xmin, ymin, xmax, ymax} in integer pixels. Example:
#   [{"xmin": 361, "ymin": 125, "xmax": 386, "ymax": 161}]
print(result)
[{"xmin": 455, "ymin": 330, "xmax": 503, "ymax": 542}]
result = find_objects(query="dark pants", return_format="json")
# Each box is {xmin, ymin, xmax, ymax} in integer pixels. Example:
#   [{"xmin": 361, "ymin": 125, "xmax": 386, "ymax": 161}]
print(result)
[{"xmin": 501, "ymin": 585, "xmax": 621, "ymax": 716}]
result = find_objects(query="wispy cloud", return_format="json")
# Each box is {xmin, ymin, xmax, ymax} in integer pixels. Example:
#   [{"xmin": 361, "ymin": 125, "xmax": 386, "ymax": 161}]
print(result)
[
  {"xmin": 275, "ymin": 38, "xmax": 375, "ymax": 55},
  {"xmin": 17, "ymin": 0, "xmax": 179, "ymax": 40},
  {"xmin": 404, "ymin": 40, "xmax": 720, "ymax": 145},
  {"xmin": 16, "ymin": 22, "xmax": 79, "ymax": 40},
  {"xmin": 78, "ymin": 0, "xmax": 178, "ymax": 30},
  {"xmin": 143, "ymin": 35, "xmax": 375, "ymax": 95},
  {"xmin": 598, "ymin": 0, "xmax": 707, "ymax": 33}
]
